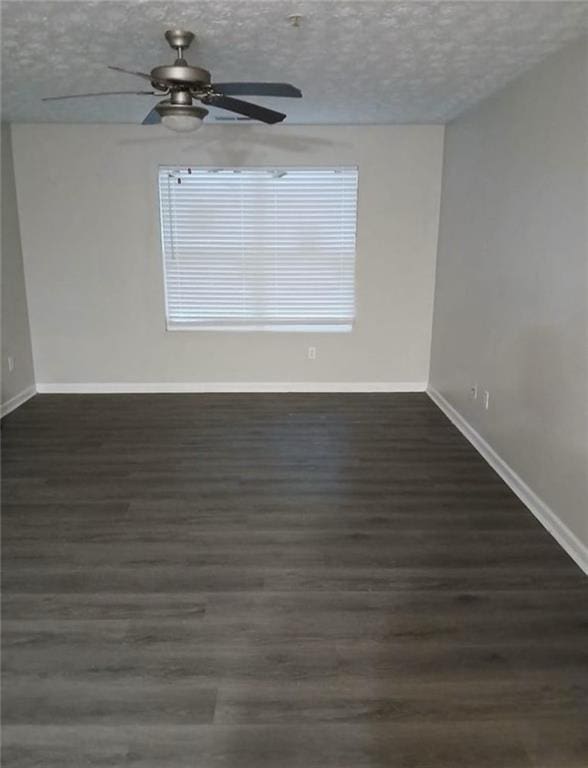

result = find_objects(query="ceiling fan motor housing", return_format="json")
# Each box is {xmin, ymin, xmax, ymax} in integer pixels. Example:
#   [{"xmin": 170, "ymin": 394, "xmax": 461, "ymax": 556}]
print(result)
[{"xmin": 150, "ymin": 65, "xmax": 211, "ymax": 88}]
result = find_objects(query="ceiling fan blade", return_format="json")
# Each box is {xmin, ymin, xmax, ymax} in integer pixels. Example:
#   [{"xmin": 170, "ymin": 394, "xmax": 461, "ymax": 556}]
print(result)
[
  {"xmin": 142, "ymin": 106, "xmax": 161, "ymax": 125},
  {"xmin": 203, "ymin": 94, "xmax": 286, "ymax": 124},
  {"xmin": 108, "ymin": 65, "xmax": 158, "ymax": 83},
  {"xmin": 212, "ymin": 82, "xmax": 302, "ymax": 98},
  {"xmin": 43, "ymin": 90, "xmax": 159, "ymax": 101}
]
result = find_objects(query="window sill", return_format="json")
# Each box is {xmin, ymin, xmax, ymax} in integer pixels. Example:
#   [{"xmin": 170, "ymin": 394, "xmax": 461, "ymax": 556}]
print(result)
[{"xmin": 166, "ymin": 323, "xmax": 353, "ymax": 333}]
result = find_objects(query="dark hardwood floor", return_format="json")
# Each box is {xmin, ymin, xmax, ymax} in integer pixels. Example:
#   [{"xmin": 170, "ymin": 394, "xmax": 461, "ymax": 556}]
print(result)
[{"xmin": 1, "ymin": 393, "xmax": 587, "ymax": 767}]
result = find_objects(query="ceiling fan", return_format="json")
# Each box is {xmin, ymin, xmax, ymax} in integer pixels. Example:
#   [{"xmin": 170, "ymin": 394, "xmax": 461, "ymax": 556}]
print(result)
[{"xmin": 43, "ymin": 29, "xmax": 302, "ymax": 132}]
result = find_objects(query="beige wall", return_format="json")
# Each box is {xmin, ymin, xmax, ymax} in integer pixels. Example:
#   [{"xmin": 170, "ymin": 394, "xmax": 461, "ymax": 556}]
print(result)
[
  {"xmin": 430, "ymin": 39, "xmax": 588, "ymax": 552},
  {"xmin": 1, "ymin": 123, "xmax": 35, "ymax": 412},
  {"xmin": 11, "ymin": 124, "xmax": 443, "ymax": 389}
]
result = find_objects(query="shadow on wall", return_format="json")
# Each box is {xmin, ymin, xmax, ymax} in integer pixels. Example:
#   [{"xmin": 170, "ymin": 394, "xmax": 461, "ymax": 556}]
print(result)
[{"xmin": 116, "ymin": 126, "xmax": 342, "ymax": 165}]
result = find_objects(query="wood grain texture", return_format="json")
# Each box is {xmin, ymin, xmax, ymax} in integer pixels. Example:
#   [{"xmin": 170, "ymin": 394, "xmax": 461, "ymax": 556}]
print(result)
[{"xmin": 2, "ymin": 393, "xmax": 587, "ymax": 767}]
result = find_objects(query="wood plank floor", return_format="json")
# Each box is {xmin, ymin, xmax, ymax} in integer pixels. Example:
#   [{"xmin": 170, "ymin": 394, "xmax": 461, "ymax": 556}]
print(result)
[{"xmin": 2, "ymin": 393, "xmax": 587, "ymax": 767}]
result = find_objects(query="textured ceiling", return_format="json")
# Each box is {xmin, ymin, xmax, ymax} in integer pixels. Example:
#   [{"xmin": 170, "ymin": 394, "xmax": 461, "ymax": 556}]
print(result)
[{"xmin": 2, "ymin": 1, "xmax": 587, "ymax": 125}]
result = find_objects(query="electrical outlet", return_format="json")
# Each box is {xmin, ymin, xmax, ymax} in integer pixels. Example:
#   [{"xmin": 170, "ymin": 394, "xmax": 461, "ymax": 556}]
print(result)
[
  {"xmin": 307, "ymin": 346, "xmax": 316, "ymax": 360},
  {"xmin": 470, "ymin": 385, "xmax": 478, "ymax": 400},
  {"xmin": 483, "ymin": 390, "xmax": 490, "ymax": 410},
  {"xmin": 7, "ymin": 356, "xmax": 14, "ymax": 373}
]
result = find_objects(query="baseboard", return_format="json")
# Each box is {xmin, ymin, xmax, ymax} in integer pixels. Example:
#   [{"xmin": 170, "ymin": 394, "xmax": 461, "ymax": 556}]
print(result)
[
  {"xmin": 36, "ymin": 381, "xmax": 427, "ymax": 394},
  {"xmin": 1, "ymin": 384, "xmax": 36, "ymax": 418},
  {"xmin": 428, "ymin": 387, "xmax": 588, "ymax": 576}
]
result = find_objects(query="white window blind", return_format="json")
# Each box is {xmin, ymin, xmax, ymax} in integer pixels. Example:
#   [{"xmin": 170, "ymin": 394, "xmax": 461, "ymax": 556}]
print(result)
[{"xmin": 158, "ymin": 166, "xmax": 358, "ymax": 331}]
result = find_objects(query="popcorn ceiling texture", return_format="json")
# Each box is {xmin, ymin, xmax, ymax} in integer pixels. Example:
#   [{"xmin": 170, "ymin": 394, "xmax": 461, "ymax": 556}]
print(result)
[{"xmin": 2, "ymin": 1, "xmax": 587, "ymax": 124}]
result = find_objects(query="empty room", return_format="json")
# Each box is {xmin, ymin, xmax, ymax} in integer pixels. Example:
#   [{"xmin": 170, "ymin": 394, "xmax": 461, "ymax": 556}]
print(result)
[{"xmin": 1, "ymin": 1, "xmax": 587, "ymax": 765}]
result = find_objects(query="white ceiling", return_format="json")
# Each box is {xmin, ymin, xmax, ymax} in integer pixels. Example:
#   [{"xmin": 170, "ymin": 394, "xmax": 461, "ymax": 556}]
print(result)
[{"xmin": 2, "ymin": 1, "xmax": 587, "ymax": 125}]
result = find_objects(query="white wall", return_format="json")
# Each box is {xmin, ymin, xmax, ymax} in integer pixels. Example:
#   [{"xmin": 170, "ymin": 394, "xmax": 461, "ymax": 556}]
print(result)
[
  {"xmin": 11, "ymin": 124, "xmax": 443, "ymax": 390},
  {"xmin": 430, "ymin": 38, "xmax": 588, "ymax": 561},
  {"xmin": 1, "ymin": 123, "xmax": 35, "ymax": 414}
]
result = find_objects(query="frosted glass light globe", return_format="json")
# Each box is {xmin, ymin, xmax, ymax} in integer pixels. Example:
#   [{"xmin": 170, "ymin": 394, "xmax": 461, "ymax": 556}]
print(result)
[{"xmin": 162, "ymin": 114, "xmax": 203, "ymax": 133}]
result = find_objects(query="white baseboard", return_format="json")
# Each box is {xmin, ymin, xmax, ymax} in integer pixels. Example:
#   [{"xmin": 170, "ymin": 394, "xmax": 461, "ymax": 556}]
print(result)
[
  {"xmin": 1, "ymin": 384, "xmax": 36, "ymax": 418},
  {"xmin": 36, "ymin": 381, "xmax": 427, "ymax": 394},
  {"xmin": 428, "ymin": 387, "xmax": 588, "ymax": 576}
]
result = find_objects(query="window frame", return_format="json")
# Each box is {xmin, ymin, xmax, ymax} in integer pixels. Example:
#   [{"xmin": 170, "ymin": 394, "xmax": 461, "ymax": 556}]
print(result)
[{"xmin": 157, "ymin": 165, "xmax": 359, "ymax": 333}]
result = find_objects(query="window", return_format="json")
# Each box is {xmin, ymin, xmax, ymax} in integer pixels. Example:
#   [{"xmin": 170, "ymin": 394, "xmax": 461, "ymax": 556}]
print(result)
[{"xmin": 159, "ymin": 166, "xmax": 358, "ymax": 331}]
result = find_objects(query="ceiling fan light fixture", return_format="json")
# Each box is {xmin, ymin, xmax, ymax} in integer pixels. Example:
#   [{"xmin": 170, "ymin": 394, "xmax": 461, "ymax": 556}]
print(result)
[
  {"xmin": 162, "ymin": 113, "xmax": 203, "ymax": 132},
  {"xmin": 156, "ymin": 103, "xmax": 208, "ymax": 132}
]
